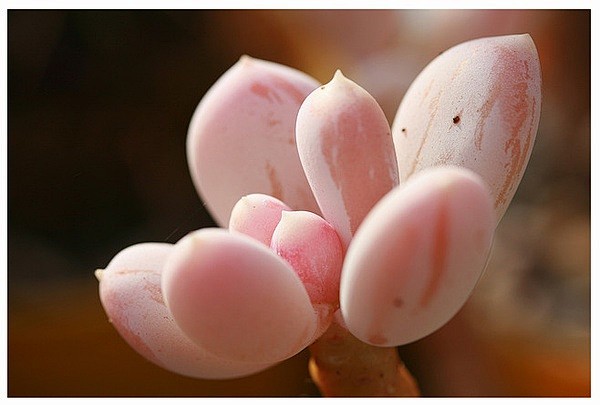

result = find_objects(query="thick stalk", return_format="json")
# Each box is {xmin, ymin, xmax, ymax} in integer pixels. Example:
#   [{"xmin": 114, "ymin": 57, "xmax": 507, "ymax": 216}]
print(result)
[{"xmin": 308, "ymin": 320, "xmax": 420, "ymax": 397}]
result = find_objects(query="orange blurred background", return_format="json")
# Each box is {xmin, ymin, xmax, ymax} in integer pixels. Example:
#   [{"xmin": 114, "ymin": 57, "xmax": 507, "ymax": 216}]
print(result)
[{"xmin": 7, "ymin": 9, "xmax": 590, "ymax": 396}]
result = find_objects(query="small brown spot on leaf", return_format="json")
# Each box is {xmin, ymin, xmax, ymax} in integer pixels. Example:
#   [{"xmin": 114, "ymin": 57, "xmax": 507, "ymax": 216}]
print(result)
[{"xmin": 392, "ymin": 297, "xmax": 404, "ymax": 308}]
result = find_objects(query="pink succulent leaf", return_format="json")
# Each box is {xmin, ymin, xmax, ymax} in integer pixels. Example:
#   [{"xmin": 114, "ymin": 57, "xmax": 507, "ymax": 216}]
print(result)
[
  {"xmin": 296, "ymin": 70, "xmax": 399, "ymax": 249},
  {"xmin": 229, "ymin": 193, "xmax": 291, "ymax": 246},
  {"xmin": 187, "ymin": 56, "xmax": 321, "ymax": 227},
  {"xmin": 391, "ymin": 34, "xmax": 541, "ymax": 223},
  {"xmin": 161, "ymin": 228, "xmax": 318, "ymax": 364},
  {"xmin": 270, "ymin": 210, "xmax": 344, "ymax": 340},
  {"xmin": 340, "ymin": 166, "xmax": 495, "ymax": 347},
  {"xmin": 97, "ymin": 243, "xmax": 274, "ymax": 379}
]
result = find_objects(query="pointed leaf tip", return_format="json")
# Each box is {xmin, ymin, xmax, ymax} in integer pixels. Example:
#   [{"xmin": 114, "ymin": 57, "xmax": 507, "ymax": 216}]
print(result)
[
  {"xmin": 333, "ymin": 69, "xmax": 345, "ymax": 81},
  {"xmin": 296, "ymin": 72, "xmax": 399, "ymax": 247}
]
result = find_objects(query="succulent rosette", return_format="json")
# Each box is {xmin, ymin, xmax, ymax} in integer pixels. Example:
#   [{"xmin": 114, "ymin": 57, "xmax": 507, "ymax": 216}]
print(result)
[{"xmin": 97, "ymin": 34, "xmax": 541, "ymax": 383}]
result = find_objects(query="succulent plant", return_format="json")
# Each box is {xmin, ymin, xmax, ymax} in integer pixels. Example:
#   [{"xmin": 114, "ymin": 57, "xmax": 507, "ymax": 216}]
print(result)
[{"xmin": 96, "ymin": 34, "xmax": 541, "ymax": 396}]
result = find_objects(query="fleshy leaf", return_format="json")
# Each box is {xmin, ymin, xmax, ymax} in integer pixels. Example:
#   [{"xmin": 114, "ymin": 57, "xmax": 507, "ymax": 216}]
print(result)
[
  {"xmin": 271, "ymin": 210, "xmax": 344, "ymax": 339},
  {"xmin": 229, "ymin": 193, "xmax": 290, "ymax": 246},
  {"xmin": 97, "ymin": 243, "xmax": 273, "ymax": 379},
  {"xmin": 187, "ymin": 56, "xmax": 321, "ymax": 227},
  {"xmin": 340, "ymin": 166, "xmax": 495, "ymax": 347},
  {"xmin": 296, "ymin": 70, "xmax": 399, "ymax": 248},
  {"xmin": 392, "ymin": 34, "xmax": 541, "ymax": 222},
  {"xmin": 162, "ymin": 228, "xmax": 318, "ymax": 363}
]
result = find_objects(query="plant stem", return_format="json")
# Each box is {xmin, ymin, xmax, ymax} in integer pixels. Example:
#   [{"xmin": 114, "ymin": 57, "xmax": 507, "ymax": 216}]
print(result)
[{"xmin": 308, "ymin": 320, "xmax": 420, "ymax": 397}]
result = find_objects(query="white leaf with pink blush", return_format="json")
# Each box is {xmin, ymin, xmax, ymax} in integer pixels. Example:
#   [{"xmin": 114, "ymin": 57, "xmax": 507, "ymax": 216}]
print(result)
[
  {"xmin": 392, "ymin": 34, "xmax": 541, "ymax": 223},
  {"xmin": 187, "ymin": 56, "xmax": 321, "ymax": 227},
  {"xmin": 296, "ymin": 70, "xmax": 399, "ymax": 249},
  {"xmin": 340, "ymin": 166, "xmax": 495, "ymax": 347}
]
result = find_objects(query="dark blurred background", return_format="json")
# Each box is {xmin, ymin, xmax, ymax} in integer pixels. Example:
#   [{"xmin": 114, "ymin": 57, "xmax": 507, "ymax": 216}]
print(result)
[{"xmin": 7, "ymin": 10, "xmax": 590, "ymax": 396}]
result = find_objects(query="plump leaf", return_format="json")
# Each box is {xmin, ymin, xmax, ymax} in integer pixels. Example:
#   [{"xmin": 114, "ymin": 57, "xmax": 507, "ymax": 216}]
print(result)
[
  {"xmin": 187, "ymin": 56, "xmax": 321, "ymax": 226},
  {"xmin": 392, "ymin": 34, "xmax": 541, "ymax": 222},
  {"xmin": 340, "ymin": 166, "xmax": 494, "ymax": 346},
  {"xmin": 296, "ymin": 70, "xmax": 399, "ymax": 248},
  {"xmin": 162, "ymin": 228, "xmax": 318, "ymax": 363},
  {"xmin": 271, "ymin": 210, "xmax": 344, "ymax": 338}
]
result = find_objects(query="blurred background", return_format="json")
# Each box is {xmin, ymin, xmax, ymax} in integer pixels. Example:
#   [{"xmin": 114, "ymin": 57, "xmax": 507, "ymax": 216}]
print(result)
[{"xmin": 7, "ymin": 9, "xmax": 590, "ymax": 396}]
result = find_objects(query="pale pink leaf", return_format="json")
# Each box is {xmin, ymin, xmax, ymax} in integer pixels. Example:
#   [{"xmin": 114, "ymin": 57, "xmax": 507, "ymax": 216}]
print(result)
[
  {"xmin": 340, "ymin": 166, "xmax": 495, "ymax": 346},
  {"xmin": 228, "ymin": 193, "xmax": 290, "ymax": 246},
  {"xmin": 97, "ymin": 243, "xmax": 274, "ymax": 379},
  {"xmin": 392, "ymin": 34, "xmax": 541, "ymax": 222},
  {"xmin": 296, "ymin": 70, "xmax": 399, "ymax": 248},
  {"xmin": 270, "ymin": 210, "xmax": 344, "ymax": 339},
  {"xmin": 187, "ymin": 56, "xmax": 321, "ymax": 227},
  {"xmin": 162, "ymin": 228, "xmax": 318, "ymax": 363}
]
